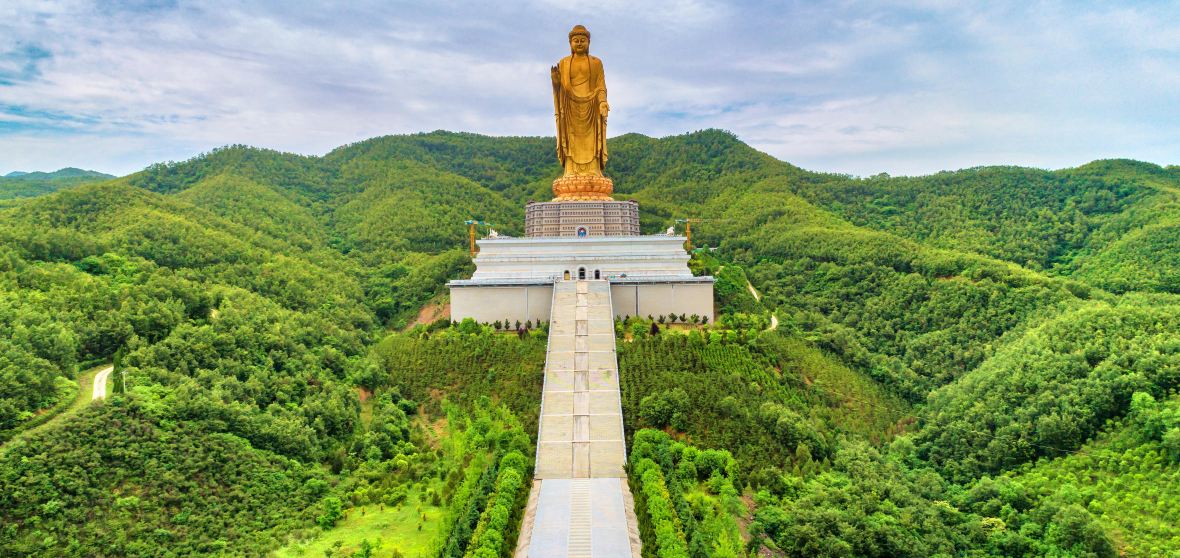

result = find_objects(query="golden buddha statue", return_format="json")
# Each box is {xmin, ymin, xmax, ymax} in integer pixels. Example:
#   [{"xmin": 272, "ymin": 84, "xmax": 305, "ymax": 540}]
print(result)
[{"xmin": 550, "ymin": 25, "xmax": 614, "ymax": 201}]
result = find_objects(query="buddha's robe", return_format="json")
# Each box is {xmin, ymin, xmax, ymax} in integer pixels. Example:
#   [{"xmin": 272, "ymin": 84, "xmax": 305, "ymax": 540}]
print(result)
[{"xmin": 553, "ymin": 53, "xmax": 608, "ymax": 176}]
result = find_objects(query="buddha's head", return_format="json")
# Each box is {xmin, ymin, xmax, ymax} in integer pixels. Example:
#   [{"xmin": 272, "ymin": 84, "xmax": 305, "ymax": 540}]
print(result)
[{"xmin": 568, "ymin": 25, "xmax": 590, "ymax": 55}]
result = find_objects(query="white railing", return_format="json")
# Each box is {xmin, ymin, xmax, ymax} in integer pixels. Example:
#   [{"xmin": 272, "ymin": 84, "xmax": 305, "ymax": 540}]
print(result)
[
  {"xmin": 601, "ymin": 280, "xmax": 629, "ymax": 463},
  {"xmin": 532, "ymin": 279, "xmax": 563, "ymax": 470}
]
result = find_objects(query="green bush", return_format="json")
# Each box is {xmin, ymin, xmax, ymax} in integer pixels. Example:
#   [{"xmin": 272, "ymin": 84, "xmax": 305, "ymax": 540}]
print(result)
[{"xmin": 317, "ymin": 497, "xmax": 344, "ymax": 529}]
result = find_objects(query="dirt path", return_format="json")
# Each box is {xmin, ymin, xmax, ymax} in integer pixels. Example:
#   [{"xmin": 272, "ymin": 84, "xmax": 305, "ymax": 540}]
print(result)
[
  {"xmin": 92, "ymin": 365, "xmax": 114, "ymax": 400},
  {"xmin": 746, "ymin": 280, "xmax": 761, "ymax": 302},
  {"xmin": 742, "ymin": 276, "xmax": 778, "ymax": 331}
]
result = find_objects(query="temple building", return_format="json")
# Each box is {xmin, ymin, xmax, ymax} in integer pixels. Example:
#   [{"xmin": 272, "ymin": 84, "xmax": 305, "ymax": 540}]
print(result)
[{"xmin": 447, "ymin": 220, "xmax": 714, "ymax": 324}]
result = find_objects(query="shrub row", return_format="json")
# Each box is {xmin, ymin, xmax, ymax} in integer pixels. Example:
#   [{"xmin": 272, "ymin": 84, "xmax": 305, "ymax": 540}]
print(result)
[
  {"xmin": 632, "ymin": 458, "xmax": 689, "ymax": 558},
  {"xmin": 464, "ymin": 451, "xmax": 529, "ymax": 558}
]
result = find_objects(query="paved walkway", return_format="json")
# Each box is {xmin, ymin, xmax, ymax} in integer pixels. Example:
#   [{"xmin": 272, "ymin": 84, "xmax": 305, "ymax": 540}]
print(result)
[{"xmin": 516, "ymin": 280, "xmax": 641, "ymax": 558}]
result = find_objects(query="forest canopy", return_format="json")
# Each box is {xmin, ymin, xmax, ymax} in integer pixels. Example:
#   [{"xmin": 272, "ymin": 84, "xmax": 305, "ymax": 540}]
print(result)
[{"xmin": 1, "ymin": 130, "xmax": 1178, "ymax": 557}]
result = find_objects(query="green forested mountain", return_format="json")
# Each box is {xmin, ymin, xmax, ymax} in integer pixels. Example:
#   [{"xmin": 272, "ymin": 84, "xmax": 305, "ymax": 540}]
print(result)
[
  {"xmin": 788, "ymin": 159, "xmax": 1180, "ymax": 293},
  {"xmin": 0, "ymin": 130, "xmax": 1176, "ymax": 557},
  {"xmin": 3, "ymin": 168, "xmax": 110, "ymax": 179},
  {"xmin": 0, "ymin": 168, "xmax": 113, "ymax": 202}
]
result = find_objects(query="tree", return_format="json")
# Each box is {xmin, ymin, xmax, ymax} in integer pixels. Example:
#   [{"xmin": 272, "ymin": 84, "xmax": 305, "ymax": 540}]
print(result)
[
  {"xmin": 639, "ymin": 388, "xmax": 689, "ymax": 430},
  {"xmin": 317, "ymin": 497, "xmax": 344, "ymax": 530},
  {"xmin": 1162, "ymin": 428, "xmax": 1180, "ymax": 462},
  {"xmin": 457, "ymin": 318, "xmax": 482, "ymax": 335}
]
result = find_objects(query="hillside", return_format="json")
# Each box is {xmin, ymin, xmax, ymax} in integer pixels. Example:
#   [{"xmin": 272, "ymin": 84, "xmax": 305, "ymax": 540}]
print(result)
[
  {"xmin": 0, "ymin": 130, "xmax": 1176, "ymax": 556},
  {"xmin": 787, "ymin": 159, "xmax": 1180, "ymax": 294}
]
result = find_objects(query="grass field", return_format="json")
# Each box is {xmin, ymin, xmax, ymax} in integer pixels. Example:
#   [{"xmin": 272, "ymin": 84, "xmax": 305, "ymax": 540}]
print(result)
[{"xmin": 274, "ymin": 489, "xmax": 442, "ymax": 558}]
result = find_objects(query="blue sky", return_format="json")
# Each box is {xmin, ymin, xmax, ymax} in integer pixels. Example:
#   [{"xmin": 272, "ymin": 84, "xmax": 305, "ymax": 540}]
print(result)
[{"xmin": 1, "ymin": 0, "xmax": 1178, "ymax": 176}]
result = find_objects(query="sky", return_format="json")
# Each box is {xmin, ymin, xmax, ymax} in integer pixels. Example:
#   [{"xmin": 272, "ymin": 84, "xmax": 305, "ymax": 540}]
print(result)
[{"xmin": 1, "ymin": 0, "xmax": 1178, "ymax": 177}]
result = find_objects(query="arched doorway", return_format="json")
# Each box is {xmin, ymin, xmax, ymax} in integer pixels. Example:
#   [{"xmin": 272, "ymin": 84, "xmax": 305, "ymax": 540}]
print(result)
[
  {"xmin": 578, "ymin": 267, "xmax": 586, "ymax": 280},
  {"xmin": 563, "ymin": 270, "xmax": 571, "ymax": 280},
  {"xmin": 594, "ymin": 269, "xmax": 601, "ymax": 279}
]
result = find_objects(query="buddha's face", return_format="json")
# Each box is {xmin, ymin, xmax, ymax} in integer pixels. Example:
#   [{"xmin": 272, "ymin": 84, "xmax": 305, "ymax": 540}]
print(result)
[{"xmin": 569, "ymin": 34, "xmax": 589, "ymax": 55}]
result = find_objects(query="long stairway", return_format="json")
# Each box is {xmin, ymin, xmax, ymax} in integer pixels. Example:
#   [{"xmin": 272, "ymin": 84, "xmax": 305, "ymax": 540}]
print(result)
[{"xmin": 515, "ymin": 280, "xmax": 641, "ymax": 557}]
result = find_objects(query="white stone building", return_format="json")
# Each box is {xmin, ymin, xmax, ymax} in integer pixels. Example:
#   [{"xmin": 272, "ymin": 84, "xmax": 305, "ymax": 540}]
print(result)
[{"xmin": 448, "ymin": 211, "xmax": 714, "ymax": 324}]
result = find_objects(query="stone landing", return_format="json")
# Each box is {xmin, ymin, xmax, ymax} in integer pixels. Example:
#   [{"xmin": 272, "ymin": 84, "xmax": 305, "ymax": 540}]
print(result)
[{"xmin": 515, "ymin": 280, "xmax": 641, "ymax": 558}]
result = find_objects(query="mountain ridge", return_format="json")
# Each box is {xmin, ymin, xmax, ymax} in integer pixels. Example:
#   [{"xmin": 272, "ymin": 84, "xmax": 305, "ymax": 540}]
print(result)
[
  {"xmin": 0, "ymin": 167, "xmax": 115, "ymax": 202},
  {"xmin": 2, "ymin": 167, "xmax": 112, "ymax": 180}
]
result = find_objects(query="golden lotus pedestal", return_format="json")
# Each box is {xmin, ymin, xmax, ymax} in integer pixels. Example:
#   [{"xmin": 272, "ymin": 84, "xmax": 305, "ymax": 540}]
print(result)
[
  {"xmin": 552, "ymin": 175, "xmax": 614, "ymax": 201},
  {"xmin": 524, "ymin": 175, "xmax": 637, "ymax": 237}
]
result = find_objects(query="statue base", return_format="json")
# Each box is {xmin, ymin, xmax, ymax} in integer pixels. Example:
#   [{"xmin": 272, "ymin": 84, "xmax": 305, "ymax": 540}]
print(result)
[
  {"xmin": 525, "ymin": 199, "xmax": 640, "ymax": 237},
  {"xmin": 552, "ymin": 175, "xmax": 614, "ymax": 201}
]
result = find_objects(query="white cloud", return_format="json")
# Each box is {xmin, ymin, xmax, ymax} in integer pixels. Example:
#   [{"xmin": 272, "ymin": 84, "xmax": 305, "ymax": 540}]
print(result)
[
  {"xmin": 530, "ymin": 0, "xmax": 728, "ymax": 29},
  {"xmin": 0, "ymin": 1, "xmax": 1177, "ymax": 176}
]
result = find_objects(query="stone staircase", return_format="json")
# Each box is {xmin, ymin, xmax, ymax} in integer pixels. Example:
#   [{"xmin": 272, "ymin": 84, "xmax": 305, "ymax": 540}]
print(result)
[{"xmin": 515, "ymin": 280, "xmax": 641, "ymax": 557}]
